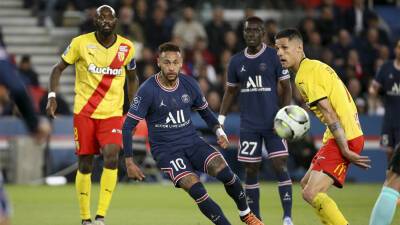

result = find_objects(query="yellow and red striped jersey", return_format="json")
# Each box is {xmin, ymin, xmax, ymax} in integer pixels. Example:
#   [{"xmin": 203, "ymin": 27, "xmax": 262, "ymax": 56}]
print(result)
[{"xmin": 62, "ymin": 32, "xmax": 135, "ymax": 119}]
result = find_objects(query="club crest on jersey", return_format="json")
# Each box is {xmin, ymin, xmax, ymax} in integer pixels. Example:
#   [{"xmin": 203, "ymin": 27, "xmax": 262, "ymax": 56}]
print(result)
[
  {"xmin": 119, "ymin": 45, "xmax": 128, "ymax": 52},
  {"xmin": 181, "ymin": 94, "xmax": 190, "ymax": 103},
  {"xmin": 118, "ymin": 52, "xmax": 125, "ymax": 62},
  {"xmin": 259, "ymin": 63, "xmax": 267, "ymax": 71}
]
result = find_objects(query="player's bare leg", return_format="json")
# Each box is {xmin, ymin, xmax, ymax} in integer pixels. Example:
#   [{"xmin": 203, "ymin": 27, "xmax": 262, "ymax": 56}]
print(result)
[
  {"xmin": 77, "ymin": 155, "xmax": 95, "ymax": 225},
  {"xmin": 207, "ymin": 156, "xmax": 263, "ymax": 225},
  {"xmin": 179, "ymin": 174, "xmax": 231, "ymax": 225},
  {"xmin": 271, "ymin": 156, "xmax": 293, "ymax": 225},
  {"xmin": 243, "ymin": 162, "xmax": 262, "ymax": 220},
  {"xmin": 94, "ymin": 144, "xmax": 120, "ymax": 225},
  {"xmin": 303, "ymin": 170, "xmax": 347, "ymax": 225}
]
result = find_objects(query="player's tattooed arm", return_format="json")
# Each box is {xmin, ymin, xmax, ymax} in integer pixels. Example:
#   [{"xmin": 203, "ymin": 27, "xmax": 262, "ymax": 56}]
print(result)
[
  {"xmin": 278, "ymin": 78, "xmax": 292, "ymax": 107},
  {"xmin": 317, "ymin": 98, "xmax": 371, "ymax": 168}
]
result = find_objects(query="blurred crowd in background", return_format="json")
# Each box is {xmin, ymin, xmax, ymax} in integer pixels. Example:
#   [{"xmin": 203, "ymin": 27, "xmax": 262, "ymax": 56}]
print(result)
[{"xmin": 1, "ymin": 0, "xmax": 399, "ymax": 117}]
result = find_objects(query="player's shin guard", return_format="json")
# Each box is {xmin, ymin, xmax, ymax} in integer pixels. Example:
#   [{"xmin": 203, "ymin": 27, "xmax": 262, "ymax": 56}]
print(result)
[
  {"xmin": 188, "ymin": 182, "xmax": 230, "ymax": 225},
  {"xmin": 76, "ymin": 170, "xmax": 91, "ymax": 220},
  {"xmin": 277, "ymin": 171, "xmax": 292, "ymax": 219},
  {"xmin": 312, "ymin": 193, "xmax": 348, "ymax": 225},
  {"xmin": 245, "ymin": 175, "xmax": 260, "ymax": 219},
  {"xmin": 369, "ymin": 186, "xmax": 399, "ymax": 225},
  {"xmin": 216, "ymin": 167, "xmax": 248, "ymax": 212},
  {"xmin": 96, "ymin": 168, "xmax": 118, "ymax": 217}
]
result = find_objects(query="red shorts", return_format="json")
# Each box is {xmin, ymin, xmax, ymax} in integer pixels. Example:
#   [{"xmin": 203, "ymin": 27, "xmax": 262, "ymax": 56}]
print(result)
[
  {"xmin": 311, "ymin": 135, "xmax": 364, "ymax": 188},
  {"xmin": 73, "ymin": 114, "xmax": 123, "ymax": 155}
]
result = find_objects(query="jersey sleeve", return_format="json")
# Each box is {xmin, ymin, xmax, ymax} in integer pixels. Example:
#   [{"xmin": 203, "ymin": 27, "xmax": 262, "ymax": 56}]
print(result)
[
  {"xmin": 226, "ymin": 58, "xmax": 239, "ymax": 86},
  {"xmin": 191, "ymin": 79, "xmax": 209, "ymax": 110},
  {"xmin": 305, "ymin": 66, "xmax": 329, "ymax": 105},
  {"xmin": 124, "ymin": 42, "xmax": 136, "ymax": 70},
  {"xmin": 61, "ymin": 37, "xmax": 80, "ymax": 64},
  {"xmin": 126, "ymin": 84, "xmax": 152, "ymax": 120}
]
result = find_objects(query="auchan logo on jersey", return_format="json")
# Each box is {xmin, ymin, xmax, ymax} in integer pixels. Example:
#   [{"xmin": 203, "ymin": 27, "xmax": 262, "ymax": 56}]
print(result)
[{"xmin": 88, "ymin": 64, "xmax": 122, "ymax": 76}]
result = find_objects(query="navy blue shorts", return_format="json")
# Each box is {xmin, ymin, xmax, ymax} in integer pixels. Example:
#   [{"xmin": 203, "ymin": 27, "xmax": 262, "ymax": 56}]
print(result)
[
  {"xmin": 238, "ymin": 130, "xmax": 288, "ymax": 163},
  {"xmin": 381, "ymin": 124, "xmax": 400, "ymax": 149},
  {"xmin": 153, "ymin": 139, "xmax": 224, "ymax": 187}
]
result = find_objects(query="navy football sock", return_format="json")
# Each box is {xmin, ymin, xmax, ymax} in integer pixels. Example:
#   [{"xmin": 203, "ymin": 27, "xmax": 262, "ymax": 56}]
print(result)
[
  {"xmin": 277, "ymin": 170, "xmax": 292, "ymax": 219},
  {"xmin": 188, "ymin": 182, "xmax": 231, "ymax": 225},
  {"xmin": 216, "ymin": 167, "xmax": 248, "ymax": 211},
  {"xmin": 245, "ymin": 174, "xmax": 261, "ymax": 219}
]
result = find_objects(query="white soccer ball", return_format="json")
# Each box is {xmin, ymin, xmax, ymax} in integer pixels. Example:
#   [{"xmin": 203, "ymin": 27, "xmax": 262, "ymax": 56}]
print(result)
[{"xmin": 274, "ymin": 105, "xmax": 310, "ymax": 141}]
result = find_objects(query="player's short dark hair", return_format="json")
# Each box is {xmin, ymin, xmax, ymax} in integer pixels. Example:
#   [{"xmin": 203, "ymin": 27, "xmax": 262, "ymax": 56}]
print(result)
[
  {"xmin": 275, "ymin": 28, "xmax": 303, "ymax": 42},
  {"xmin": 158, "ymin": 42, "xmax": 181, "ymax": 54},
  {"xmin": 245, "ymin": 16, "xmax": 264, "ymax": 25}
]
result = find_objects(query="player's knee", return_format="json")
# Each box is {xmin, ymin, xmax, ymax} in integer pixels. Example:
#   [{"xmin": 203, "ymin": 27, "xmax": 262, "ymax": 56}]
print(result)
[
  {"xmin": 102, "ymin": 144, "xmax": 119, "ymax": 169},
  {"xmin": 206, "ymin": 156, "xmax": 227, "ymax": 177},
  {"xmin": 216, "ymin": 166, "xmax": 236, "ymax": 185},
  {"xmin": 271, "ymin": 157, "xmax": 288, "ymax": 174},
  {"xmin": 178, "ymin": 174, "xmax": 200, "ymax": 192},
  {"xmin": 103, "ymin": 156, "xmax": 119, "ymax": 169},
  {"xmin": 302, "ymin": 186, "xmax": 317, "ymax": 204},
  {"xmin": 244, "ymin": 163, "xmax": 260, "ymax": 177},
  {"xmin": 188, "ymin": 182, "xmax": 208, "ymax": 202},
  {"xmin": 78, "ymin": 156, "xmax": 94, "ymax": 173}
]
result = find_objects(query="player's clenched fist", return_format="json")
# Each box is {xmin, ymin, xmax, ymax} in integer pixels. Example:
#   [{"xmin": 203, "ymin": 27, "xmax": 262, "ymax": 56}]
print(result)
[
  {"xmin": 125, "ymin": 157, "xmax": 145, "ymax": 181},
  {"xmin": 46, "ymin": 96, "xmax": 57, "ymax": 119}
]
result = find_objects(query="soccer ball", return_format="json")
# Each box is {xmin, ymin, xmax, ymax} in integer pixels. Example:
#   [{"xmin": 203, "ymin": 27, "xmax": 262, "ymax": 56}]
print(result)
[{"xmin": 274, "ymin": 105, "xmax": 310, "ymax": 141}]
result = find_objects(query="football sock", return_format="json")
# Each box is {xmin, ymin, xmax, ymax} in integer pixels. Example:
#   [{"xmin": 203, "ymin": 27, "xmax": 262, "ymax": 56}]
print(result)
[
  {"xmin": 76, "ymin": 170, "xmax": 91, "ymax": 220},
  {"xmin": 369, "ymin": 186, "xmax": 399, "ymax": 225},
  {"xmin": 216, "ymin": 167, "xmax": 248, "ymax": 211},
  {"xmin": 188, "ymin": 182, "xmax": 230, "ymax": 225},
  {"xmin": 96, "ymin": 168, "xmax": 118, "ymax": 217},
  {"xmin": 312, "ymin": 192, "xmax": 348, "ymax": 225},
  {"xmin": 245, "ymin": 174, "xmax": 260, "ymax": 219},
  {"xmin": 277, "ymin": 170, "xmax": 292, "ymax": 219}
]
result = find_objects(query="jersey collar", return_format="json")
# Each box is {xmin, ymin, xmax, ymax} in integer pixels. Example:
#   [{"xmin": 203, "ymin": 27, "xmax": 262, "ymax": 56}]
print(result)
[
  {"xmin": 244, "ymin": 43, "xmax": 266, "ymax": 59},
  {"xmin": 155, "ymin": 73, "xmax": 180, "ymax": 92}
]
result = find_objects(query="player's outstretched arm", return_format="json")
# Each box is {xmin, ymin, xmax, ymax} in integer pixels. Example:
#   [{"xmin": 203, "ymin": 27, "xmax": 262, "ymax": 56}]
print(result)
[
  {"xmin": 218, "ymin": 85, "xmax": 239, "ymax": 125},
  {"xmin": 46, "ymin": 59, "xmax": 69, "ymax": 119},
  {"xmin": 278, "ymin": 78, "xmax": 292, "ymax": 107},
  {"xmin": 122, "ymin": 116, "xmax": 145, "ymax": 181},
  {"xmin": 316, "ymin": 98, "xmax": 371, "ymax": 169},
  {"xmin": 368, "ymin": 80, "xmax": 380, "ymax": 97},
  {"xmin": 198, "ymin": 107, "xmax": 230, "ymax": 149},
  {"xmin": 126, "ymin": 69, "xmax": 139, "ymax": 103}
]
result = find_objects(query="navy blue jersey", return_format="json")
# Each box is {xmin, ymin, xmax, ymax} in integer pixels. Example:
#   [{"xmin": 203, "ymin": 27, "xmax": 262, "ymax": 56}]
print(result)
[
  {"xmin": 227, "ymin": 43, "xmax": 290, "ymax": 131},
  {"xmin": 375, "ymin": 61, "xmax": 400, "ymax": 127},
  {"xmin": 127, "ymin": 73, "xmax": 208, "ymax": 153}
]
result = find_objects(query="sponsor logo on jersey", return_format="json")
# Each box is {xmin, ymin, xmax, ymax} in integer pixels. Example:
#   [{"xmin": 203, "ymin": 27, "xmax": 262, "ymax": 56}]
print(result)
[
  {"xmin": 159, "ymin": 100, "xmax": 167, "ymax": 107},
  {"xmin": 119, "ymin": 45, "xmax": 128, "ymax": 52},
  {"xmin": 111, "ymin": 128, "xmax": 122, "ymax": 134},
  {"xmin": 131, "ymin": 96, "xmax": 142, "ymax": 110},
  {"xmin": 88, "ymin": 63, "xmax": 122, "ymax": 75},
  {"xmin": 155, "ymin": 109, "xmax": 190, "ymax": 129},
  {"xmin": 388, "ymin": 83, "xmax": 400, "ymax": 96},
  {"xmin": 241, "ymin": 75, "xmax": 271, "ymax": 93},
  {"xmin": 240, "ymin": 65, "xmax": 246, "ymax": 72}
]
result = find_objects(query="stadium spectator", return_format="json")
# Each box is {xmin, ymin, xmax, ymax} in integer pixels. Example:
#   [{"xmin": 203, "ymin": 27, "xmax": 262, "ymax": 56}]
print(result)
[
  {"xmin": 347, "ymin": 77, "xmax": 368, "ymax": 114},
  {"xmin": 304, "ymin": 31, "xmax": 323, "ymax": 60},
  {"xmin": 115, "ymin": 6, "xmax": 145, "ymax": 44},
  {"xmin": 205, "ymin": 7, "xmax": 232, "ymax": 58},
  {"xmin": 133, "ymin": 0, "xmax": 148, "ymax": 29},
  {"xmin": 361, "ymin": 12, "xmax": 391, "ymax": 47},
  {"xmin": 236, "ymin": 8, "xmax": 255, "ymax": 50},
  {"xmin": 329, "ymin": 29, "xmax": 354, "ymax": 67},
  {"xmin": 144, "ymin": 6, "xmax": 175, "ymax": 50},
  {"xmin": 172, "ymin": 6, "xmax": 207, "ymax": 50},
  {"xmin": 79, "ymin": 7, "xmax": 97, "ymax": 34},
  {"xmin": 343, "ymin": 0, "xmax": 375, "ymax": 35},
  {"xmin": 223, "ymin": 30, "xmax": 240, "ymax": 54},
  {"xmin": 317, "ymin": 5, "xmax": 339, "ymax": 45},
  {"xmin": 265, "ymin": 19, "xmax": 278, "ymax": 46},
  {"xmin": 358, "ymin": 28, "xmax": 382, "ymax": 77},
  {"xmin": 298, "ymin": 17, "xmax": 317, "ymax": 45},
  {"xmin": 18, "ymin": 55, "xmax": 40, "ymax": 87},
  {"xmin": 206, "ymin": 90, "xmax": 221, "ymax": 113}
]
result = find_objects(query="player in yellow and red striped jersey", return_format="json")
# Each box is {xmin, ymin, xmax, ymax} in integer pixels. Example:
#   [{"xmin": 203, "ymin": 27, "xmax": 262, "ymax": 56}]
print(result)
[
  {"xmin": 275, "ymin": 28, "xmax": 370, "ymax": 225},
  {"xmin": 46, "ymin": 5, "xmax": 137, "ymax": 225}
]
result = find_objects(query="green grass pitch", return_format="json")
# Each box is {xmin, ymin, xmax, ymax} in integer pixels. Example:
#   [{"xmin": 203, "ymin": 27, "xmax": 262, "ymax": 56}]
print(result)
[{"xmin": 6, "ymin": 182, "xmax": 400, "ymax": 225}]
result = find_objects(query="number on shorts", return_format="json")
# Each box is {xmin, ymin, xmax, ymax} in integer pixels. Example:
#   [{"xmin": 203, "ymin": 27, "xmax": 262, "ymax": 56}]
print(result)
[
  {"xmin": 170, "ymin": 158, "xmax": 186, "ymax": 171},
  {"xmin": 240, "ymin": 141, "xmax": 258, "ymax": 156}
]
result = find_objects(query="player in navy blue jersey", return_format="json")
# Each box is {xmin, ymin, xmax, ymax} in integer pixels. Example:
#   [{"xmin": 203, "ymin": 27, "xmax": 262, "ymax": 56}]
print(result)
[
  {"xmin": 122, "ymin": 42, "xmax": 264, "ymax": 225},
  {"xmin": 369, "ymin": 39, "xmax": 400, "ymax": 162},
  {"xmin": 219, "ymin": 17, "xmax": 293, "ymax": 225},
  {"xmin": 369, "ymin": 39, "xmax": 400, "ymax": 225},
  {"xmin": 0, "ymin": 45, "xmax": 50, "ymax": 225}
]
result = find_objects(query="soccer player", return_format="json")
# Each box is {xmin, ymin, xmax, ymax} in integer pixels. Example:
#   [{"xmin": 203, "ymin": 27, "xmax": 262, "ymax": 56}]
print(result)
[
  {"xmin": 123, "ymin": 42, "xmax": 263, "ymax": 225},
  {"xmin": 46, "ymin": 5, "xmax": 137, "ymax": 225},
  {"xmin": 0, "ymin": 45, "xmax": 50, "ymax": 225},
  {"xmin": 218, "ymin": 16, "xmax": 293, "ymax": 224},
  {"xmin": 369, "ymin": 39, "xmax": 400, "ymax": 162},
  {"xmin": 369, "ymin": 40, "xmax": 400, "ymax": 225},
  {"xmin": 275, "ymin": 28, "xmax": 371, "ymax": 225}
]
